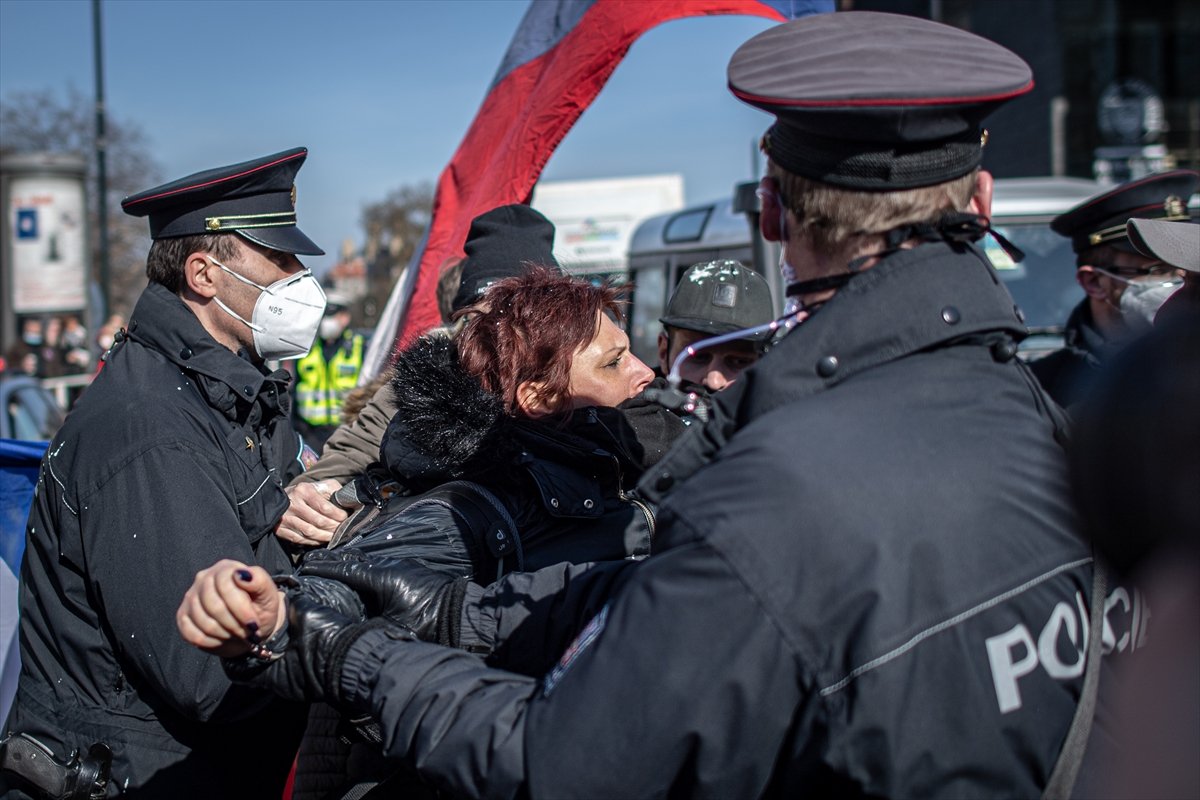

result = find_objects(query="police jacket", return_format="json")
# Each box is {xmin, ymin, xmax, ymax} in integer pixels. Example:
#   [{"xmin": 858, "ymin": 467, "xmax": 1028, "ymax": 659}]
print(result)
[
  {"xmin": 5, "ymin": 282, "xmax": 307, "ymax": 798},
  {"xmin": 294, "ymin": 328, "xmax": 365, "ymax": 430},
  {"xmin": 1030, "ymin": 299, "xmax": 1120, "ymax": 408},
  {"xmin": 324, "ymin": 240, "xmax": 1097, "ymax": 799}
]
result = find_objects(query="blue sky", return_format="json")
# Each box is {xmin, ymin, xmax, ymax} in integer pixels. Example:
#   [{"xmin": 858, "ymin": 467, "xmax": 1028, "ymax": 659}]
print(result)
[{"xmin": 1, "ymin": 0, "xmax": 780, "ymax": 274}]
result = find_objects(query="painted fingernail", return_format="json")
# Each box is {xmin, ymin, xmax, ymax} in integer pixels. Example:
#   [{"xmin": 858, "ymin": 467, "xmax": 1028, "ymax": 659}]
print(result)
[
  {"xmin": 236, "ymin": 570, "xmax": 253, "ymax": 582},
  {"xmin": 246, "ymin": 621, "xmax": 260, "ymax": 644}
]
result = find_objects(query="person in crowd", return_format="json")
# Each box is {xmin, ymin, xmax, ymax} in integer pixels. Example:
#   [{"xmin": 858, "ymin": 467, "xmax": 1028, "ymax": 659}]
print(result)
[
  {"xmin": 1066, "ymin": 254, "xmax": 1198, "ymax": 799},
  {"xmin": 178, "ymin": 14, "xmax": 1102, "ymax": 799},
  {"xmin": 0, "ymin": 148, "xmax": 324, "ymax": 798},
  {"xmin": 1126, "ymin": 217, "xmax": 1199, "ymax": 321},
  {"xmin": 60, "ymin": 315, "xmax": 91, "ymax": 373},
  {"xmin": 655, "ymin": 259, "xmax": 774, "ymax": 394},
  {"xmin": 1031, "ymin": 169, "xmax": 1197, "ymax": 408},
  {"xmin": 275, "ymin": 204, "xmax": 567, "ymax": 550},
  {"xmin": 292, "ymin": 291, "xmax": 366, "ymax": 449}
]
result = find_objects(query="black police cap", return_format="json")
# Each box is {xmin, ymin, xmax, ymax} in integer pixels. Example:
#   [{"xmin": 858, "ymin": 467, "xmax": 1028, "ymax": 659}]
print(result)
[
  {"xmin": 1051, "ymin": 170, "xmax": 1199, "ymax": 255},
  {"xmin": 660, "ymin": 260, "xmax": 774, "ymax": 341},
  {"xmin": 121, "ymin": 147, "xmax": 324, "ymax": 256},
  {"xmin": 728, "ymin": 12, "xmax": 1033, "ymax": 190},
  {"xmin": 451, "ymin": 204, "xmax": 562, "ymax": 313}
]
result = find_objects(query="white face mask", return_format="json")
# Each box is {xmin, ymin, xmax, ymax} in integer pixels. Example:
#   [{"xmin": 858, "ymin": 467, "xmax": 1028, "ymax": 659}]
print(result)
[
  {"xmin": 209, "ymin": 256, "xmax": 327, "ymax": 360},
  {"xmin": 1097, "ymin": 269, "xmax": 1182, "ymax": 331},
  {"xmin": 319, "ymin": 315, "xmax": 345, "ymax": 341}
]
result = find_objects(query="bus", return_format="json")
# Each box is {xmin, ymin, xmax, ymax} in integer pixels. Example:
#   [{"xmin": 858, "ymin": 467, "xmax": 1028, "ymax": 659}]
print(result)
[{"xmin": 624, "ymin": 177, "xmax": 1118, "ymax": 364}]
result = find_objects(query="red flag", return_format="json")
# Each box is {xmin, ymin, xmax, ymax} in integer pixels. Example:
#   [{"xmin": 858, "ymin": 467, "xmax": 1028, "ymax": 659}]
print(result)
[{"xmin": 363, "ymin": 0, "xmax": 832, "ymax": 376}]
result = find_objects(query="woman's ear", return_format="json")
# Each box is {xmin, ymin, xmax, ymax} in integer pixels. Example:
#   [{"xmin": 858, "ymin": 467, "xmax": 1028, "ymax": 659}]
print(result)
[
  {"xmin": 759, "ymin": 176, "xmax": 783, "ymax": 242},
  {"xmin": 516, "ymin": 380, "xmax": 553, "ymax": 418}
]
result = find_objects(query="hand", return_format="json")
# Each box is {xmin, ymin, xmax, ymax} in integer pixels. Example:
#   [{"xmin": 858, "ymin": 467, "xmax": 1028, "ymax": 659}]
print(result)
[
  {"xmin": 225, "ymin": 593, "xmax": 406, "ymax": 704},
  {"xmin": 276, "ymin": 480, "xmax": 348, "ymax": 547},
  {"xmin": 177, "ymin": 560, "xmax": 285, "ymax": 657},
  {"xmin": 299, "ymin": 549, "xmax": 460, "ymax": 642}
]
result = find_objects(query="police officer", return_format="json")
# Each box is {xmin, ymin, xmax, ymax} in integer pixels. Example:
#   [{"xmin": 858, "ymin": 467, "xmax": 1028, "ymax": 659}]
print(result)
[
  {"xmin": 1031, "ymin": 170, "xmax": 1198, "ymax": 407},
  {"xmin": 181, "ymin": 15, "xmax": 1101, "ymax": 799},
  {"xmin": 656, "ymin": 259, "xmax": 774, "ymax": 393},
  {"xmin": 1, "ymin": 149, "xmax": 322, "ymax": 796},
  {"xmin": 293, "ymin": 291, "xmax": 366, "ymax": 448}
]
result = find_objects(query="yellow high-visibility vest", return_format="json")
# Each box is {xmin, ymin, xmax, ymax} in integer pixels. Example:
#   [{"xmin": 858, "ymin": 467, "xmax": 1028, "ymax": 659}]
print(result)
[{"xmin": 294, "ymin": 330, "xmax": 364, "ymax": 427}]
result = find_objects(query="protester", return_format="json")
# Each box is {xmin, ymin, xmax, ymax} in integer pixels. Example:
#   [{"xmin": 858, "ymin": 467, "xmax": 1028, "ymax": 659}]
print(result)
[
  {"xmin": 1031, "ymin": 170, "xmax": 1197, "ymax": 408},
  {"xmin": 0, "ymin": 148, "xmax": 324, "ymax": 797},
  {"xmin": 1067, "ymin": 290, "xmax": 1199, "ymax": 799},
  {"xmin": 275, "ymin": 204, "xmax": 566, "ymax": 550},
  {"xmin": 655, "ymin": 259, "xmax": 773, "ymax": 393},
  {"xmin": 175, "ymin": 14, "xmax": 1104, "ymax": 799}
]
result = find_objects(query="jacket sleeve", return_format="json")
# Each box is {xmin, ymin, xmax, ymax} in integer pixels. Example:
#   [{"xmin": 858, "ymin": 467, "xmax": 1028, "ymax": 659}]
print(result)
[
  {"xmin": 81, "ymin": 443, "xmax": 294, "ymax": 723},
  {"xmin": 459, "ymin": 560, "xmax": 634, "ymax": 675},
  {"xmin": 339, "ymin": 538, "xmax": 803, "ymax": 800},
  {"xmin": 292, "ymin": 379, "xmax": 397, "ymax": 486}
]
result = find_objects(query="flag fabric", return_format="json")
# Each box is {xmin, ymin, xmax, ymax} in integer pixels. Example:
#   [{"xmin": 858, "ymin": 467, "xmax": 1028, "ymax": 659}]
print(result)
[
  {"xmin": 362, "ymin": 0, "xmax": 834, "ymax": 379},
  {"xmin": 0, "ymin": 437, "xmax": 46, "ymax": 723}
]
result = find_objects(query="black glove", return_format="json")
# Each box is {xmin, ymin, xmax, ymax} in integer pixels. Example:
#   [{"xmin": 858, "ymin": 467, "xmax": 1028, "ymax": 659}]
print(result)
[
  {"xmin": 224, "ymin": 592, "xmax": 408, "ymax": 704},
  {"xmin": 299, "ymin": 548, "xmax": 466, "ymax": 645}
]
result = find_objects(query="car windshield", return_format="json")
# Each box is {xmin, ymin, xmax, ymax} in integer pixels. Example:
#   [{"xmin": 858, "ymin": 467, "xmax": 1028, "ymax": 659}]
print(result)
[{"xmin": 982, "ymin": 223, "xmax": 1083, "ymax": 334}]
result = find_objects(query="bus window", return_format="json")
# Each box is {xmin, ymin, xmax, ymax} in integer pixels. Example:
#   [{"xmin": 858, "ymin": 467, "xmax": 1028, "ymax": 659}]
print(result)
[
  {"xmin": 663, "ymin": 207, "xmax": 712, "ymax": 243},
  {"xmin": 629, "ymin": 265, "xmax": 668, "ymax": 364}
]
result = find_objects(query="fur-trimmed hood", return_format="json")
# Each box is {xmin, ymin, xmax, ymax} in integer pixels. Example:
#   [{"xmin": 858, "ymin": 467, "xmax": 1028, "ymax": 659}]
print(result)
[{"xmin": 381, "ymin": 335, "xmax": 517, "ymax": 489}]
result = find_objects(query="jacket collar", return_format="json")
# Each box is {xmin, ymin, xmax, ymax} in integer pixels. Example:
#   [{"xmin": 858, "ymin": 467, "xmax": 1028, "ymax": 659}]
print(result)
[
  {"xmin": 126, "ymin": 282, "xmax": 292, "ymax": 421},
  {"xmin": 726, "ymin": 241, "xmax": 1027, "ymax": 420}
]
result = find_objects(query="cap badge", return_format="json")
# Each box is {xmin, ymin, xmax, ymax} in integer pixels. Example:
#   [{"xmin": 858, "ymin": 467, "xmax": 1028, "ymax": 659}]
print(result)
[
  {"xmin": 1164, "ymin": 195, "xmax": 1184, "ymax": 217},
  {"xmin": 713, "ymin": 284, "xmax": 738, "ymax": 308},
  {"xmin": 290, "ymin": 184, "xmax": 297, "ymax": 208}
]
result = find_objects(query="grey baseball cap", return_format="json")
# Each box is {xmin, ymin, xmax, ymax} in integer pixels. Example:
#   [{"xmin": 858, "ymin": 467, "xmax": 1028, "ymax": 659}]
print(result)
[
  {"xmin": 1126, "ymin": 218, "xmax": 1199, "ymax": 273},
  {"xmin": 660, "ymin": 260, "xmax": 775, "ymax": 341}
]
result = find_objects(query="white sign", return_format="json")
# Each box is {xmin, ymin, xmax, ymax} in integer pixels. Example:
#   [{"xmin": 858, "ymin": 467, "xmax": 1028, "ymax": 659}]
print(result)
[
  {"xmin": 533, "ymin": 175, "xmax": 684, "ymax": 274},
  {"xmin": 10, "ymin": 174, "xmax": 88, "ymax": 313}
]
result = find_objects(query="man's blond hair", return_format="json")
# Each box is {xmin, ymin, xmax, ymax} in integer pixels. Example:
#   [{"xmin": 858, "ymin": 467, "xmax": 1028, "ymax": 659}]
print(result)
[{"xmin": 766, "ymin": 161, "xmax": 979, "ymax": 253}]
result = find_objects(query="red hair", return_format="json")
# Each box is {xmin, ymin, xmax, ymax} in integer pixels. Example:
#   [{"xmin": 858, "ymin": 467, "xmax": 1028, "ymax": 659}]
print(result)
[{"xmin": 455, "ymin": 265, "xmax": 626, "ymax": 416}]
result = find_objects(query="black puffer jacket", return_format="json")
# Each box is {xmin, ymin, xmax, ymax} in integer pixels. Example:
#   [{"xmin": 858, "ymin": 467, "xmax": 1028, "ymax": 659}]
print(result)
[
  {"xmin": 330, "ymin": 336, "xmax": 677, "ymax": 578},
  {"xmin": 289, "ymin": 336, "xmax": 684, "ymax": 800}
]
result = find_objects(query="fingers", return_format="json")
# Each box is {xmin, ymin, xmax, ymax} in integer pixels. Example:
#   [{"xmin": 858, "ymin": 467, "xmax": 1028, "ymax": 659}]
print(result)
[
  {"xmin": 275, "ymin": 480, "xmax": 348, "ymax": 547},
  {"xmin": 177, "ymin": 561, "xmax": 281, "ymax": 653}
]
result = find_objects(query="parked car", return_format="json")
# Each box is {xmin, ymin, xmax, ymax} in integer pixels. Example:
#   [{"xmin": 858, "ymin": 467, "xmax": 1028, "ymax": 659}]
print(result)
[{"xmin": 0, "ymin": 373, "xmax": 65, "ymax": 441}]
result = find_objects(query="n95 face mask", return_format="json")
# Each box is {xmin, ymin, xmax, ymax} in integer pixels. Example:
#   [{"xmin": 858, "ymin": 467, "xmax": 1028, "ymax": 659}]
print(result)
[{"xmin": 210, "ymin": 257, "xmax": 327, "ymax": 360}]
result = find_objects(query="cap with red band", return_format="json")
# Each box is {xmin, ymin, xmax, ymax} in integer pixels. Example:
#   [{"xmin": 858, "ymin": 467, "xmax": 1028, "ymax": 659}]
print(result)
[
  {"xmin": 727, "ymin": 11, "xmax": 1034, "ymax": 191},
  {"xmin": 121, "ymin": 146, "xmax": 324, "ymax": 256}
]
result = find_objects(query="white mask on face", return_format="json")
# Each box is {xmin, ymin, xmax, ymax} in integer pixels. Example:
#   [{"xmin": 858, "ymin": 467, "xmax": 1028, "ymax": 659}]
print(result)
[
  {"xmin": 209, "ymin": 257, "xmax": 327, "ymax": 360},
  {"xmin": 1097, "ymin": 269, "xmax": 1182, "ymax": 331},
  {"xmin": 319, "ymin": 316, "xmax": 345, "ymax": 341}
]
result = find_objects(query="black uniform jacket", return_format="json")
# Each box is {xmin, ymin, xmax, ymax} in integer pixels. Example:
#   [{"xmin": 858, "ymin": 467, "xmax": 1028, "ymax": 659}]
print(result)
[
  {"xmin": 5, "ymin": 283, "xmax": 307, "ymax": 797},
  {"xmin": 1030, "ymin": 299, "xmax": 1121, "ymax": 408},
  {"xmin": 326, "ymin": 242, "xmax": 1096, "ymax": 799}
]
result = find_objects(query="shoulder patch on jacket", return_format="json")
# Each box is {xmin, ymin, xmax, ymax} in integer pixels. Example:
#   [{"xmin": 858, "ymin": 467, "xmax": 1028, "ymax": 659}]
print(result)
[{"xmin": 543, "ymin": 604, "xmax": 609, "ymax": 697}]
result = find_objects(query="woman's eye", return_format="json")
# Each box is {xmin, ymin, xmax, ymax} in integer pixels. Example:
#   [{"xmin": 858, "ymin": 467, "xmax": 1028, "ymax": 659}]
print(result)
[{"xmin": 606, "ymin": 356, "xmax": 623, "ymax": 368}]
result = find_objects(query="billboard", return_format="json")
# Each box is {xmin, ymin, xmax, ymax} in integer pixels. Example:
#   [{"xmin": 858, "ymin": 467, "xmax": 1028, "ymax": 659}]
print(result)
[
  {"xmin": 8, "ymin": 173, "xmax": 88, "ymax": 313},
  {"xmin": 532, "ymin": 174, "xmax": 684, "ymax": 275}
]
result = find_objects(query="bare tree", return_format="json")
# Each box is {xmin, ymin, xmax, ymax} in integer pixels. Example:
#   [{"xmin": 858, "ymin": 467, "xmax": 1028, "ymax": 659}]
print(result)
[
  {"xmin": 1, "ymin": 87, "xmax": 160, "ymax": 317},
  {"xmin": 358, "ymin": 181, "xmax": 433, "ymax": 326}
]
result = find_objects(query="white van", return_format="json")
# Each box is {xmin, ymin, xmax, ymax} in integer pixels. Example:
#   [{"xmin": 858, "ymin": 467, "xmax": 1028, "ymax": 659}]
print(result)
[{"xmin": 624, "ymin": 177, "xmax": 1110, "ymax": 363}]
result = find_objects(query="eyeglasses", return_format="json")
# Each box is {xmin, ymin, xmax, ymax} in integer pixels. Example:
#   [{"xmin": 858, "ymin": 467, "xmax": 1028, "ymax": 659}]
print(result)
[{"xmin": 1089, "ymin": 262, "xmax": 1180, "ymax": 280}]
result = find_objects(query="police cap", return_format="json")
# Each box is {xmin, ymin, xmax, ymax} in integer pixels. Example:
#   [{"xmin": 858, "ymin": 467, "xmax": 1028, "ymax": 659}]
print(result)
[
  {"xmin": 661, "ymin": 260, "xmax": 774, "ymax": 341},
  {"xmin": 1127, "ymin": 218, "xmax": 1199, "ymax": 273},
  {"xmin": 727, "ymin": 12, "xmax": 1033, "ymax": 190},
  {"xmin": 1051, "ymin": 170, "xmax": 1198, "ymax": 254},
  {"xmin": 121, "ymin": 147, "xmax": 323, "ymax": 255},
  {"xmin": 452, "ymin": 204, "xmax": 562, "ymax": 312}
]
